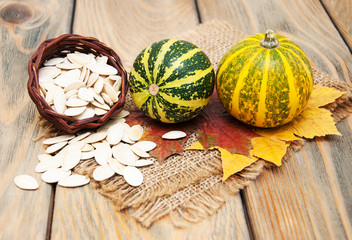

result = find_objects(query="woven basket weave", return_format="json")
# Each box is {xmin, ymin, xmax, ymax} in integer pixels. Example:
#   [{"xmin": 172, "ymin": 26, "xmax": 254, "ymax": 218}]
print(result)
[{"xmin": 27, "ymin": 34, "xmax": 128, "ymax": 133}]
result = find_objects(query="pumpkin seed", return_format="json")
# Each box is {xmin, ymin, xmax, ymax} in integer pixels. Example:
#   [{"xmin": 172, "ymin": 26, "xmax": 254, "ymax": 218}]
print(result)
[
  {"xmin": 135, "ymin": 159, "xmax": 154, "ymax": 167},
  {"xmin": 35, "ymin": 157, "xmax": 62, "ymax": 173},
  {"xmin": 107, "ymin": 157, "xmax": 125, "ymax": 175},
  {"xmin": 64, "ymin": 81, "xmax": 85, "ymax": 93},
  {"xmin": 162, "ymin": 130, "xmax": 187, "ymax": 140},
  {"xmin": 94, "ymin": 142, "xmax": 112, "ymax": 165},
  {"xmin": 53, "ymin": 87, "xmax": 66, "ymax": 114},
  {"xmin": 76, "ymin": 106, "xmax": 95, "ymax": 120},
  {"xmin": 93, "ymin": 77, "xmax": 104, "ymax": 94},
  {"xmin": 43, "ymin": 135, "xmax": 75, "ymax": 145},
  {"xmin": 81, "ymin": 150, "xmax": 95, "ymax": 160},
  {"xmin": 94, "ymin": 107, "xmax": 108, "ymax": 116},
  {"xmin": 103, "ymin": 82, "xmax": 119, "ymax": 102},
  {"xmin": 45, "ymin": 141, "xmax": 68, "ymax": 154},
  {"xmin": 66, "ymin": 98, "xmax": 88, "ymax": 107},
  {"xmin": 128, "ymin": 125, "xmax": 143, "ymax": 142},
  {"xmin": 44, "ymin": 57, "xmax": 65, "ymax": 66},
  {"xmin": 62, "ymin": 145, "xmax": 82, "ymax": 171},
  {"xmin": 67, "ymin": 53, "xmax": 92, "ymax": 66},
  {"xmin": 130, "ymin": 145, "xmax": 149, "ymax": 158},
  {"xmin": 14, "ymin": 175, "xmax": 39, "ymax": 190},
  {"xmin": 58, "ymin": 174, "xmax": 90, "ymax": 187},
  {"xmin": 132, "ymin": 141, "xmax": 156, "ymax": 152},
  {"xmin": 106, "ymin": 123, "xmax": 124, "ymax": 145},
  {"xmin": 68, "ymin": 132, "xmax": 91, "ymax": 144},
  {"xmin": 64, "ymin": 106, "xmax": 87, "ymax": 116},
  {"xmin": 82, "ymin": 131, "xmax": 107, "ymax": 143},
  {"xmin": 54, "ymin": 69, "xmax": 80, "ymax": 88},
  {"xmin": 87, "ymin": 63, "xmax": 118, "ymax": 75},
  {"xmin": 123, "ymin": 166, "xmax": 143, "ymax": 186},
  {"xmin": 56, "ymin": 62, "xmax": 81, "ymax": 70},
  {"xmin": 78, "ymin": 87, "xmax": 94, "ymax": 102},
  {"xmin": 39, "ymin": 66, "xmax": 61, "ymax": 79},
  {"xmin": 41, "ymin": 168, "xmax": 71, "ymax": 183},
  {"xmin": 93, "ymin": 165, "xmax": 115, "ymax": 181}
]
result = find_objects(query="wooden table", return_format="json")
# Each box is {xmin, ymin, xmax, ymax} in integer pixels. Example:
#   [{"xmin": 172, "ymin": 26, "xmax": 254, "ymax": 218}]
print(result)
[{"xmin": 1, "ymin": 0, "xmax": 351, "ymax": 239}]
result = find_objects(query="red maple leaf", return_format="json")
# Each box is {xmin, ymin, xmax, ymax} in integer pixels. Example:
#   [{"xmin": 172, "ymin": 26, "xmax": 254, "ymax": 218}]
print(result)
[
  {"xmin": 126, "ymin": 92, "xmax": 259, "ymax": 163},
  {"xmin": 189, "ymin": 93, "xmax": 258, "ymax": 155},
  {"xmin": 126, "ymin": 109, "xmax": 192, "ymax": 163}
]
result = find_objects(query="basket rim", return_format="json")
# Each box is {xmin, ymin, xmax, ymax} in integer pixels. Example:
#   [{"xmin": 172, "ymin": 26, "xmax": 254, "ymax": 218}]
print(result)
[{"xmin": 27, "ymin": 33, "xmax": 129, "ymax": 133}]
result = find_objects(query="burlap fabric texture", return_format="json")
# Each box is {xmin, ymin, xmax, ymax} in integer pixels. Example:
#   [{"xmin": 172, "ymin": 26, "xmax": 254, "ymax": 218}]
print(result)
[{"xmin": 70, "ymin": 21, "xmax": 352, "ymax": 228}]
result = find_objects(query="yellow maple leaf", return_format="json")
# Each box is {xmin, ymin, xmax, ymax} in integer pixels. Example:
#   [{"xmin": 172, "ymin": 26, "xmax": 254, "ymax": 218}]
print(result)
[
  {"xmin": 306, "ymin": 85, "xmax": 345, "ymax": 109},
  {"xmin": 290, "ymin": 107, "xmax": 341, "ymax": 139},
  {"xmin": 255, "ymin": 123, "xmax": 301, "ymax": 141},
  {"xmin": 250, "ymin": 137, "xmax": 290, "ymax": 166},
  {"xmin": 216, "ymin": 147, "xmax": 257, "ymax": 181}
]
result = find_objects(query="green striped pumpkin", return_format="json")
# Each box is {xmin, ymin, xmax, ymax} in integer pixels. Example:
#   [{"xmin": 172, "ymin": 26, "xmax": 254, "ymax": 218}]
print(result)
[
  {"xmin": 216, "ymin": 30, "xmax": 314, "ymax": 128},
  {"xmin": 129, "ymin": 39, "xmax": 215, "ymax": 123}
]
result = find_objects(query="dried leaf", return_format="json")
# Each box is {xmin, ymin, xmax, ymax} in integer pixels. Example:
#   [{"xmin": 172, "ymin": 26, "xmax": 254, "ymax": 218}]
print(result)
[
  {"xmin": 126, "ymin": 109, "xmax": 191, "ymax": 163},
  {"xmin": 251, "ymin": 137, "xmax": 290, "ymax": 166},
  {"xmin": 255, "ymin": 124, "xmax": 301, "ymax": 141},
  {"xmin": 188, "ymin": 95, "xmax": 258, "ymax": 155},
  {"xmin": 217, "ymin": 146, "xmax": 257, "ymax": 181},
  {"xmin": 306, "ymin": 85, "xmax": 345, "ymax": 109},
  {"xmin": 290, "ymin": 108, "xmax": 341, "ymax": 139}
]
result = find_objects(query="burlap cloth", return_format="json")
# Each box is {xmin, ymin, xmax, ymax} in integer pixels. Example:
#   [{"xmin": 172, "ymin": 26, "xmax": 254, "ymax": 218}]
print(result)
[{"xmin": 72, "ymin": 21, "xmax": 352, "ymax": 228}]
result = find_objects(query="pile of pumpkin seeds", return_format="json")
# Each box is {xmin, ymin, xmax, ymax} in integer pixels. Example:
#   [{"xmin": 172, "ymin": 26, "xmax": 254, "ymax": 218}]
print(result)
[
  {"xmin": 38, "ymin": 51, "xmax": 122, "ymax": 118},
  {"xmin": 14, "ymin": 110, "xmax": 188, "ymax": 190}
]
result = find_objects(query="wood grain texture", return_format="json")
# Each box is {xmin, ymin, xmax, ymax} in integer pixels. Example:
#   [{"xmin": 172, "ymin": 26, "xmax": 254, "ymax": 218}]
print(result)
[
  {"xmin": 321, "ymin": 0, "xmax": 352, "ymax": 51},
  {"xmin": 51, "ymin": 184, "xmax": 250, "ymax": 240},
  {"xmin": 51, "ymin": 0, "xmax": 251, "ymax": 239},
  {"xmin": 197, "ymin": 0, "xmax": 352, "ymax": 238},
  {"xmin": 73, "ymin": 0, "xmax": 200, "ymax": 71},
  {"xmin": 0, "ymin": 0, "xmax": 74, "ymax": 239},
  {"xmin": 197, "ymin": 0, "xmax": 352, "ymax": 84}
]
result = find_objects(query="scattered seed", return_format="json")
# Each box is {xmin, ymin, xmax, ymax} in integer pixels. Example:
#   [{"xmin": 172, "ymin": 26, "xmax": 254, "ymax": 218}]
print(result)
[
  {"xmin": 130, "ymin": 145, "xmax": 150, "ymax": 158},
  {"xmin": 14, "ymin": 175, "xmax": 39, "ymax": 190},
  {"xmin": 94, "ymin": 142, "xmax": 112, "ymax": 166},
  {"xmin": 93, "ymin": 165, "xmax": 115, "ymax": 181},
  {"xmin": 134, "ymin": 159, "xmax": 154, "ymax": 167},
  {"xmin": 45, "ymin": 141, "xmax": 68, "ymax": 154},
  {"xmin": 58, "ymin": 174, "xmax": 90, "ymax": 187},
  {"xmin": 128, "ymin": 125, "xmax": 143, "ymax": 142},
  {"xmin": 132, "ymin": 141, "xmax": 156, "ymax": 152},
  {"xmin": 107, "ymin": 157, "xmax": 125, "ymax": 175},
  {"xmin": 123, "ymin": 166, "xmax": 143, "ymax": 187},
  {"xmin": 41, "ymin": 168, "xmax": 71, "ymax": 183},
  {"xmin": 162, "ymin": 130, "xmax": 187, "ymax": 140}
]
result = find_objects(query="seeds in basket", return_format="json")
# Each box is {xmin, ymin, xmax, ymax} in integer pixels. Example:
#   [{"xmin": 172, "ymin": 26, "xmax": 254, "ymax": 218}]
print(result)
[{"xmin": 38, "ymin": 52, "xmax": 122, "ymax": 119}]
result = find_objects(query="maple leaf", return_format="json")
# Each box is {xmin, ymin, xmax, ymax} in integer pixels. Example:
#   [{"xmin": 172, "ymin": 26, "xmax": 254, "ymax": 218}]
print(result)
[
  {"xmin": 187, "ymin": 95, "xmax": 259, "ymax": 155},
  {"xmin": 217, "ymin": 147, "xmax": 257, "ymax": 181},
  {"xmin": 289, "ymin": 108, "xmax": 341, "ymax": 139},
  {"xmin": 306, "ymin": 85, "xmax": 345, "ymax": 109},
  {"xmin": 126, "ymin": 109, "xmax": 191, "ymax": 163},
  {"xmin": 250, "ymin": 137, "xmax": 290, "ymax": 166}
]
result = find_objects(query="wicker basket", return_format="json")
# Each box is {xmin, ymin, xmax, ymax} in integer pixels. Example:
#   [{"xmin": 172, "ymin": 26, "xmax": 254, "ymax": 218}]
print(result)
[{"xmin": 27, "ymin": 34, "xmax": 128, "ymax": 133}]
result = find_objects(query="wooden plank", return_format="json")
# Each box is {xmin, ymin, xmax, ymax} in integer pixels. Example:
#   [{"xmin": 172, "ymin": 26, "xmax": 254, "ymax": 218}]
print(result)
[
  {"xmin": 72, "ymin": 0, "xmax": 200, "ymax": 71},
  {"xmin": 0, "ymin": 0, "xmax": 74, "ymax": 239},
  {"xmin": 321, "ymin": 0, "xmax": 352, "ymax": 51},
  {"xmin": 197, "ymin": 0, "xmax": 352, "ymax": 238},
  {"xmin": 197, "ymin": 0, "xmax": 352, "ymax": 84},
  {"xmin": 51, "ymin": 0, "xmax": 251, "ymax": 239},
  {"xmin": 51, "ymin": 184, "xmax": 250, "ymax": 239}
]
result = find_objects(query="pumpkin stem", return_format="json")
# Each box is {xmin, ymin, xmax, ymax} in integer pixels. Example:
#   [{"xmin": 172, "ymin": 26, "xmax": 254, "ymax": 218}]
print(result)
[
  {"xmin": 260, "ymin": 29, "xmax": 279, "ymax": 49},
  {"xmin": 149, "ymin": 83, "xmax": 159, "ymax": 96}
]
